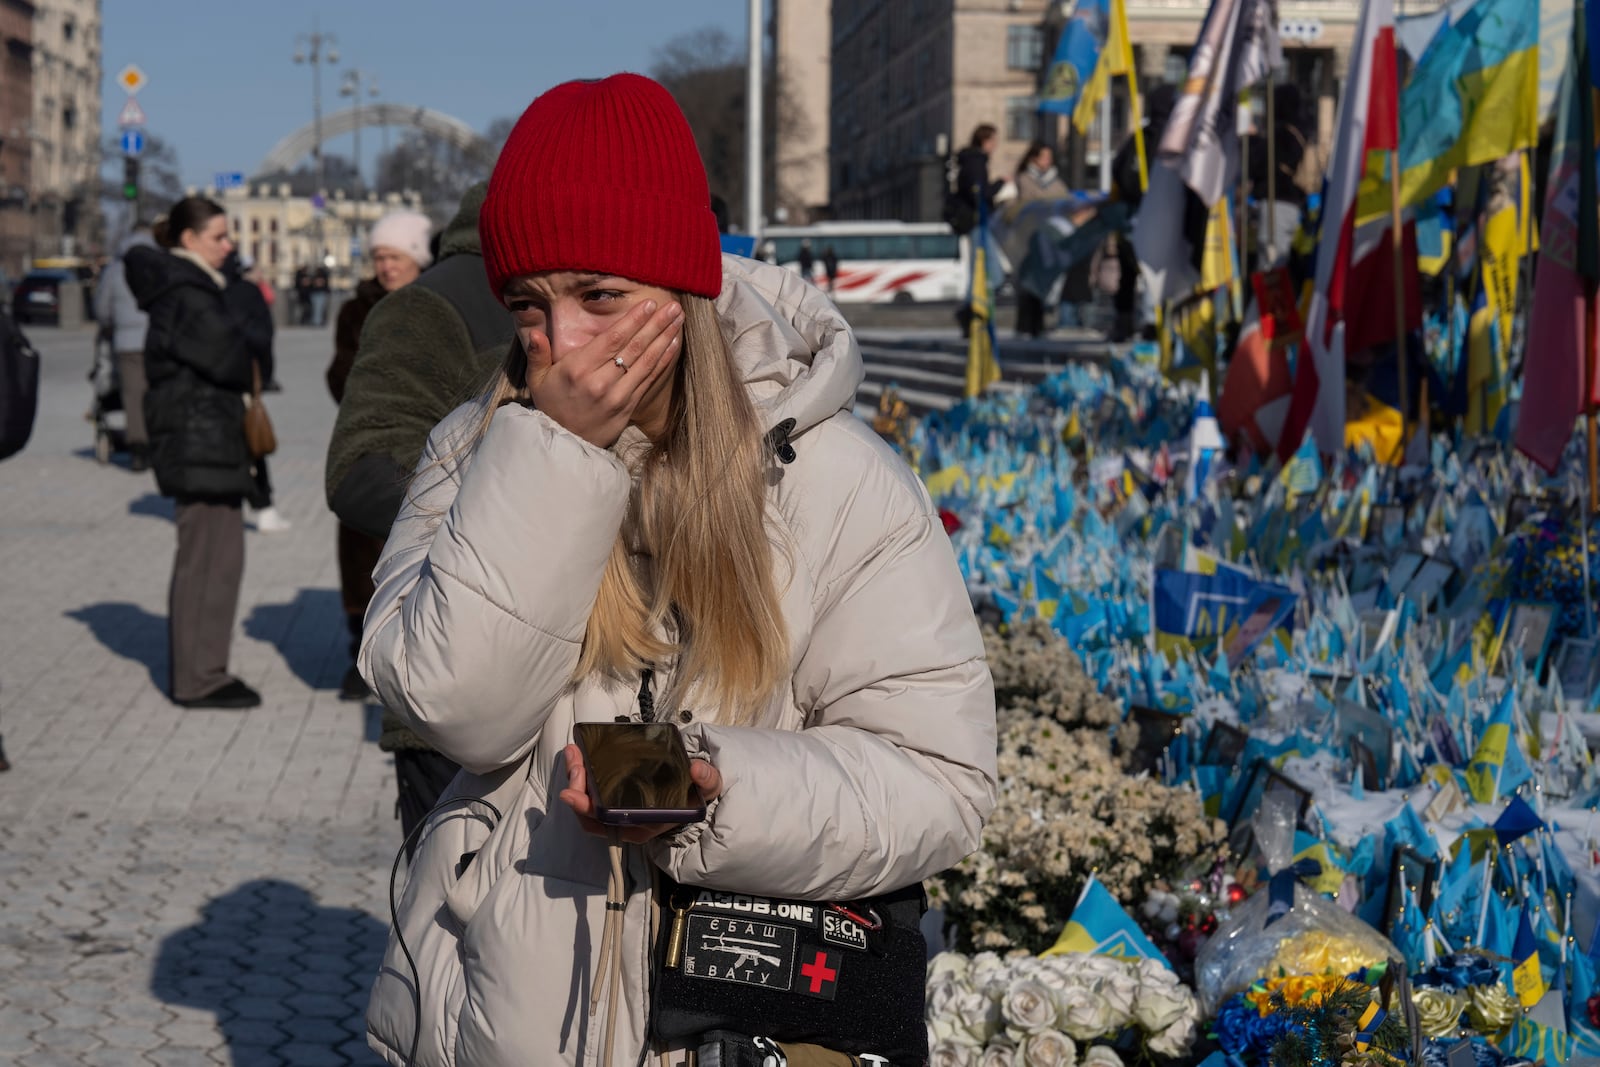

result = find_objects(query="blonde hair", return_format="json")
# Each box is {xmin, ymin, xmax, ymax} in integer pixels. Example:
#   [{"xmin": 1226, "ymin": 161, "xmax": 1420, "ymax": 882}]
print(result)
[{"xmin": 460, "ymin": 293, "xmax": 788, "ymax": 723}]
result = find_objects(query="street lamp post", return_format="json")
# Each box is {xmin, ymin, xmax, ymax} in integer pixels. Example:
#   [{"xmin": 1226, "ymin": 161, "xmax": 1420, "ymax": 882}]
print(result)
[
  {"xmin": 293, "ymin": 21, "xmax": 338, "ymax": 263},
  {"xmin": 340, "ymin": 68, "xmax": 379, "ymax": 195}
]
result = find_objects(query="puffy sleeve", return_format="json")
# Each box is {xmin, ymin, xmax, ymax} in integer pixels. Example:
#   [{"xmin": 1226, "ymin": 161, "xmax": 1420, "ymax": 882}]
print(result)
[
  {"xmin": 359, "ymin": 402, "xmax": 632, "ymax": 774},
  {"xmin": 652, "ymin": 429, "xmax": 997, "ymax": 900}
]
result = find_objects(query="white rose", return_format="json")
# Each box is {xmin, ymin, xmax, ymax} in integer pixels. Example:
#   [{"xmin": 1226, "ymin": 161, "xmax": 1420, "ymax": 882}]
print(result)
[
  {"xmin": 1133, "ymin": 985, "xmax": 1191, "ymax": 1035},
  {"xmin": 1147, "ymin": 1015, "xmax": 1198, "ymax": 1059},
  {"xmin": 1002, "ymin": 978, "xmax": 1060, "ymax": 1034},
  {"xmin": 1081, "ymin": 1045, "xmax": 1123, "ymax": 1067},
  {"xmin": 1035, "ymin": 963, "xmax": 1072, "ymax": 992},
  {"xmin": 954, "ymin": 990, "xmax": 1002, "ymax": 1045},
  {"xmin": 1056, "ymin": 987, "xmax": 1112, "ymax": 1041},
  {"xmin": 1021, "ymin": 1029, "xmax": 1078, "ymax": 1067},
  {"xmin": 931, "ymin": 1038, "xmax": 979, "ymax": 1067},
  {"xmin": 1094, "ymin": 970, "xmax": 1138, "ymax": 1031},
  {"xmin": 1081, "ymin": 1043, "xmax": 1120, "ymax": 1067},
  {"xmin": 928, "ymin": 974, "xmax": 972, "ymax": 1024},
  {"xmin": 979, "ymin": 1040, "xmax": 1019, "ymax": 1067},
  {"xmin": 1074, "ymin": 956, "xmax": 1126, "ymax": 984},
  {"xmin": 930, "ymin": 952, "xmax": 974, "ymax": 981}
]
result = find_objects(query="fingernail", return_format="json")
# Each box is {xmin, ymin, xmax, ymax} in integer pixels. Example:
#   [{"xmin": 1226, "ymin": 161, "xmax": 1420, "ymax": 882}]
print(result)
[
  {"xmin": 669, "ymin": 303, "xmax": 684, "ymax": 320},
  {"xmin": 644, "ymin": 300, "xmax": 657, "ymax": 314}
]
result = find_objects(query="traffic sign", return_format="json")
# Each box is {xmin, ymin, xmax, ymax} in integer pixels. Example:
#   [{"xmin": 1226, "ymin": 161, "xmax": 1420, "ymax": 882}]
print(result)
[
  {"xmin": 117, "ymin": 96, "xmax": 146, "ymax": 128},
  {"xmin": 116, "ymin": 65, "xmax": 147, "ymax": 94},
  {"xmin": 214, "ymin": 172, "xmax": 245, "ymax": 191},
  {"xmin": 119, "ymin": 129, "xmax": 145, "ymax": 156}
]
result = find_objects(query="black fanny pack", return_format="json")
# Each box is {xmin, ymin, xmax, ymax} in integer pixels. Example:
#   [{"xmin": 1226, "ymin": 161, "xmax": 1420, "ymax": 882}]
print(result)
[{"xmin": 649, "ymin": 877, "xmax": 929, "ymax": 1066}]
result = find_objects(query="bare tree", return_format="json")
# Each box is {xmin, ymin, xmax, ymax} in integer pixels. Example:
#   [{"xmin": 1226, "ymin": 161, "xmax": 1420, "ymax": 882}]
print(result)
[
  {"xmin": 373, "ymin": 119, "xmax": 511, "ymax": 228},
  {"xmin": 98, "ymin": 131, "xmax": 185, "ymax": 242},
  {"xmin": 651, "ymin": 27, "xmax": 813, "ymax": 231}
]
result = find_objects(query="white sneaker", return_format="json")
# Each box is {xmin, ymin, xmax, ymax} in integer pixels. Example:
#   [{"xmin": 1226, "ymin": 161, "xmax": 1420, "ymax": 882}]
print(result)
[{"xmin": 253, "ymin": 506, "xmax": 293, "ymax": 533}]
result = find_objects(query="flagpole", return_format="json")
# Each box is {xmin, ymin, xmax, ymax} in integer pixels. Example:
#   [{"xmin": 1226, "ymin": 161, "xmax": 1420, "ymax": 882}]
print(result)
[
  {"xmin": 1266, "ymin": 70, "xmax": 1277, "ymax": 265},
  {"xmin": 1390, "ymin": 141, "xmax": 1412, "ymax": 456},
  {"xmin": 1587, "ymin": 281, "xmax": 1599, "ymax": 513}
]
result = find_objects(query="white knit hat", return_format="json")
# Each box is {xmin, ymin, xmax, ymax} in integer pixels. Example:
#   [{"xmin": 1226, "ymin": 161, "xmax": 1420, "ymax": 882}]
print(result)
[{"xmin": 368, "ymin": 210, "xmax": 433, "ymax": 270}]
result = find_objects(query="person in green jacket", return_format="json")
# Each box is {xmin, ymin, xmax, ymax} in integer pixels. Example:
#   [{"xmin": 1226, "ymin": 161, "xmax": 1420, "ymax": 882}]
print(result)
[{"xmin": 323, "ymin": 183, "xmax": 513, "ymax": 854}]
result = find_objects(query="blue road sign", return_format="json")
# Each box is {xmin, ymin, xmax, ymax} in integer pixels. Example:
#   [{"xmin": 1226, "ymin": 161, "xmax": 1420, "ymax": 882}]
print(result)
[
  {"xmin": 214, "ymin": 172, "xmax": 244, "ymax": 190},
  {"xmin": 119, "ymin": 129, "xmax": 145, "ymax": 157}
]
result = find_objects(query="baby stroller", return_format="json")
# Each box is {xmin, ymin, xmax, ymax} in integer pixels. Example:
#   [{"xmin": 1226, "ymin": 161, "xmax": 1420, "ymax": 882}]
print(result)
[{"xmin": 86, "ymin": 326, "xmax": 128, "ymax": 464}]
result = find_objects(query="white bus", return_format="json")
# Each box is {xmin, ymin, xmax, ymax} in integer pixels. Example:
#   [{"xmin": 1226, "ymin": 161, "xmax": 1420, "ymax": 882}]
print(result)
[{"xmin": 760, "ymin": 221, "xmax": 967, "ymax": 303}]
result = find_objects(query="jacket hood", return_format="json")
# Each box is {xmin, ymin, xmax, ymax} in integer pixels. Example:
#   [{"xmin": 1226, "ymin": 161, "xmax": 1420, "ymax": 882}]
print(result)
[
  {"xmin": 438, "ymin": 182, "xmax": 486, "ymax": 259},
  {"xmin": 123, "ymin": 244, "xmax": 220, "ymax": 310},
  {"xmin": 713, "ymin": 254, "xmax": 864, "ymax": 443},
  {"xmin": 117, "ymin": 229, "xmax": 157, "ymax": 257}
]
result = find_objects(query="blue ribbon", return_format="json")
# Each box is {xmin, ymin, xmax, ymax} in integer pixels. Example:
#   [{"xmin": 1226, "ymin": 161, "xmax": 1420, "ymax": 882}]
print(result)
[{"xmin": 1264, "ymin": 858, "xmax": 1324, "ymax": 928}]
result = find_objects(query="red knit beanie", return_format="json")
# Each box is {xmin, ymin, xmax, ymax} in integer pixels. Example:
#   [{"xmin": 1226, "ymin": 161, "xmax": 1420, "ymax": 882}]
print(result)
[{"xmin": 480, "ymin": 73, "xmax": 723, "ymax": 299}]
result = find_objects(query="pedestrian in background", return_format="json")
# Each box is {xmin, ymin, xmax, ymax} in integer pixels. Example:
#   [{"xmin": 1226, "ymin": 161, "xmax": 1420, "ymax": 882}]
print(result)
[
  {"xmin": 822, "ymin": 243, "xmax": 839, "ymax": 293},
  {"xmin": 310, "ymin": 265, "xmax": 331, "ymax": 327},
  {"xmin": 94, "ymin": 220, "xmax": 155, "ymax": 472},
  {"xmin": 797, "ymin": 238, "xmax": 815, "ymax": 283},
  {"xmin": 125, "ymin": 196, "xmax": 260, "ymax": 709},
  {"xmin": 326, "ymin": 209, "xmax": 432, "ymax": 702},
  {"xmin": 324, "ymin": 185, "xmax": 506, "ymax": 853},
  {"xmin": 293, "ymin": 265, "xmax": 312, "ymax": 326},
  {"xmin": 1011, "ymin": 140, "xmax": 1064, "ymax": 338},
  {"xmin": 359, "ymin": 72, "xmax": 996, "ymax": 1066}
]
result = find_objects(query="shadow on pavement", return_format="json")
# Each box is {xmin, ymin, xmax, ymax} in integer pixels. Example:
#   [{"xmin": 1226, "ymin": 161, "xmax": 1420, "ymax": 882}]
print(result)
[
  {"xmin": 151, "ymin": 878, "xmax": 387, "ymax": 1066},
  {"xmin": 64, "ymin": 601, "xmax": 168, "ymax": 692},
  {"xmin": 242, "ymin": 588, "xmax": 344, "ymax": 691},
  {"xmin": 128, "ymin": 492, "xmax": 175, "ymax": 522}
]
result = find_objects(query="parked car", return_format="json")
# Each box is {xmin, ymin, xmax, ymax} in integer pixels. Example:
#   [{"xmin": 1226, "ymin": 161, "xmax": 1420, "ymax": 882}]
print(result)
[{"xmin": 11, "ymin": 268, "xmax": 86, "ymax": 325}]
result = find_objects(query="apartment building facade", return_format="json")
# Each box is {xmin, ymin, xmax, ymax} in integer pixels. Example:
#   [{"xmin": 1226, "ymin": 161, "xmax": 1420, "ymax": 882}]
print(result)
[
  {"xmin": 30, "ymin": 0, "xmax": 100, "ymax": 259},
  {"xmin": 0, "ymin": 0, "xmax": 33, "ymax": 278}
]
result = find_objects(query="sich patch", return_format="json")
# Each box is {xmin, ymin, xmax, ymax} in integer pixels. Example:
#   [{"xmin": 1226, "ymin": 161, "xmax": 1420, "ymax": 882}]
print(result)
[
  {"xmin": 820, "ymin": 910, "xmax": 868, "ymax": 952},
  {"xmin": 680, "ymin": 913, "xmax": 797, "ymax": 991}
]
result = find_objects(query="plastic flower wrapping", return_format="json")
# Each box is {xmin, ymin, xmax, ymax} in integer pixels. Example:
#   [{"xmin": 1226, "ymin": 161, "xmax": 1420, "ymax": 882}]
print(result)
[{"xmin": 925, "ymin": 951, "xmax": 1202, "ymax": 1066}]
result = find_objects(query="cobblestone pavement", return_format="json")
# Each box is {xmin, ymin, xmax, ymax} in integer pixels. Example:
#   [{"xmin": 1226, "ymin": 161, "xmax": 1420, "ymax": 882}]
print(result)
[{"xmin": 1, "ymin": 323, "xmax": 397, "ymax": 1066}]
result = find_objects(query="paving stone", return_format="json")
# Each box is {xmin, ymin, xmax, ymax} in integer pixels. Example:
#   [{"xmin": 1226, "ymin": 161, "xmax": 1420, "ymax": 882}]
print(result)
[
  {"xmin": 155, "ymin": 1021, "xmax": 227, "ymax": 1049},
  {"xmin": 95, "ymin": 1023, "xmax": 165, "ymax": 1051},
  {"xmin": 273, "ymin": 1043, "xmax": 350, "ymax": 1067},
  {"xmin": 285, "ymin": 991, "xmax": 354, "ymax": 1020},
  {"xmin": 28, "ymin": 1027, "xmax": 102, "ymax": 1053},
  {"xmin": 40, "ymin": 1002, "xmax": 111, "ymax": 1029},
  {"xmin": 142, "ymin": 1047, "xmax": 219, "ymax": 1067}
]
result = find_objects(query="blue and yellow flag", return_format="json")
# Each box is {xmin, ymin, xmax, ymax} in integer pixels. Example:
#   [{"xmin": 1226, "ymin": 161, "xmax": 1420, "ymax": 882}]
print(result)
[
  {"xmin": 1513, "ymin": 906, "xmax": 1548, "ymax": 1008},
  {"xmin": 1463, "ymin": 688, "xmax": 1534, "ymax": 802},
  {"xmin": 964, "ymin": 209, "xmax": 1001, "ymax": 399},
  {"xmin": 1043, "ymin": 874, "xmax": 1171, "ymax": 967},
  {"xmin": 1357, "ymin": 0, "xmax": 1541, "ymax": 221}
]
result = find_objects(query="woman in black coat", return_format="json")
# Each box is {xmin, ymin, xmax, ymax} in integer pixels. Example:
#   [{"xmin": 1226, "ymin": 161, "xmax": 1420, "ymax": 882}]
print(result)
[{"xmin": 125, "ymin": 196, "xmax": 261, "ymax": 709}]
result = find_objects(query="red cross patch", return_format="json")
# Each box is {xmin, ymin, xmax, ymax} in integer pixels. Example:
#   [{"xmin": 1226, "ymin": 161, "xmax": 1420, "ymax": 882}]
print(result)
[{"xmin": 798, "ymin": 946, "xmax": 840, "ymax": 1000}]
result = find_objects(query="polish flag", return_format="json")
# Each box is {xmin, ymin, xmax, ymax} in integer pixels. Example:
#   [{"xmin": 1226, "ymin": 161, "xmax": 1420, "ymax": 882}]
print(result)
[{"xmin": 1279, "ymin": 0, "xmax": 1418, "ymax": 461}]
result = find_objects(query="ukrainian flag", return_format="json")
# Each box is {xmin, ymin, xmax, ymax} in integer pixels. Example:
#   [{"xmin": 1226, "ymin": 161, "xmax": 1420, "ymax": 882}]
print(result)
[
  {"xmin": 1513, "ymin": 906, "xmax": 1548, "ymax": 1008},
  {"xmin": 964, "ymin": 203, "xmax": 1001, "ymax": 398},
  {"xmin": 1042, "ymin": 875, "xmax": 1170, "ymax": 967},
  {"xmin": 1463, "ymin": 688, "xmax": 1535, "ymax": 802},
  {"xmin": 1356, "ymin": 0, "xmax": 1541, "ymax": 222}
]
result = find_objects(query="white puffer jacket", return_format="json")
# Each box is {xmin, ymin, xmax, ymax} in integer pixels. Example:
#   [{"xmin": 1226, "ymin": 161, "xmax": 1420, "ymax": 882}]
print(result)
[{"xmin": 361, "ymin": 255, "xmax": 997, "ymax": 1066}]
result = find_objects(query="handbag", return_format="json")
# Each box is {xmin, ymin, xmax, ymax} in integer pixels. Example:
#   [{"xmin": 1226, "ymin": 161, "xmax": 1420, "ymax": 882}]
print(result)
[
  {"xmin": 243, "ymin": 364, "xmax": 277, "ymax": 458},
  {"xmin": 650, "ymin": 875, "xmax": 929, "ymax": 1066}
]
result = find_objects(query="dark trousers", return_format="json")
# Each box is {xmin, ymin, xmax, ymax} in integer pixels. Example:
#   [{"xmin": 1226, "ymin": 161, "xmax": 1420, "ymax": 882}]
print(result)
[
  {"xmin": 114, "ymin": 349, "xmax": 149, "ymax": 446},
  {"xmin": 396, "ymin": 749, "xmax": 462, "ymax": 861},
  {"xmin": 1015, "ymin": 292, "xmax": 1046, "ymax": 338},
  {"xmin": 169, "ymin": 499, "xmax": 244, "ymax": 701},
  {"xmin": 338, "ymin": 523, "xmax": 384, "ymax": 623}
]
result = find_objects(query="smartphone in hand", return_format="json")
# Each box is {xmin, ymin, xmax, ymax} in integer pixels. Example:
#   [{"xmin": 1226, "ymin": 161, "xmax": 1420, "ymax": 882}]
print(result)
[{"xmin": 573, "ymin": 722, "xmax": 706, "ymax": 826}]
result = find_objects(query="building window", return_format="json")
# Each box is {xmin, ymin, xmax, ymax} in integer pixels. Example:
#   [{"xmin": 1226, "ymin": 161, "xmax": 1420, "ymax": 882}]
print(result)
[
  {"xmin": 1005, "ymin": 97, "xmax": 1037, "ymax": 142},
  {"xmin": 269, "ymin": 218, "xmax": 278, "ymax": 234},
  {"xmin": 251, "ymin": 217, "xmax": 261, "ymax": 234},
  {"xmin": 1007, "ymin": 25, "xmax": 1044, "ymax": 71},
  {"xmin": 61, "ymin": 105, "xmax": 74, "ymax": 130},
  {"xmin": 270, "ymin": 239, "xmax": 279, "ymax": 264},
  {"xmin": 62, "ymin": 18, "xmax": 74, "ymax": 42}
]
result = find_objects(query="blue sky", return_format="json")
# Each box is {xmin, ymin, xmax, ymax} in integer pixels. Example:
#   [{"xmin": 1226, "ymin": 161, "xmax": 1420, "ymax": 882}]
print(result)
[{"xmin": 100, "ymin": 1, "xmax": 751, "ymax": 189}]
